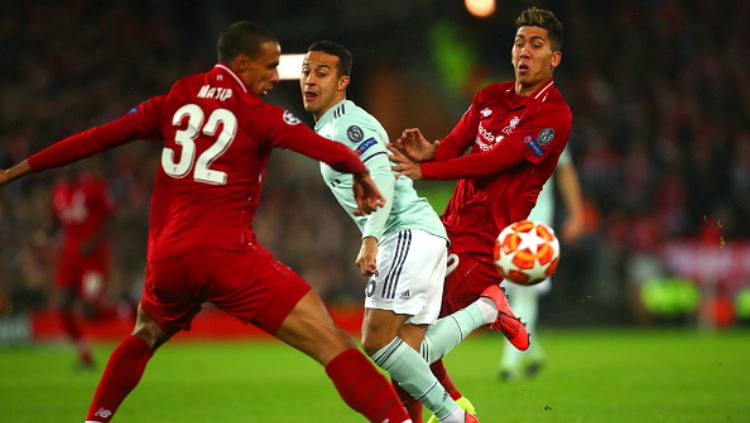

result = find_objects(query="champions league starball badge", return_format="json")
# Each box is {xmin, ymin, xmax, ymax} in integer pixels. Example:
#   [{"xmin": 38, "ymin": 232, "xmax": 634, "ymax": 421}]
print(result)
[
  {"xmin": 283, "ymin": 110, "xmax": 301, "ymax": 125},
  {"xmin": 346, "ymin": 125, "xmax": 364, "ymax": 142},
  {"xmin": 537, "ymin": 128, "xmax": 555, "ymax": 146}
]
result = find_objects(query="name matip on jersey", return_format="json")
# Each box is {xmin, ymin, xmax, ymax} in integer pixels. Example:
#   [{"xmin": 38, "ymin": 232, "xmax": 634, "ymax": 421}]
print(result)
[
  {"xmin": 421, "ymin": 79, "xmax": 572, "ymax": 256},
  {"xmin": 28, "ymin": 65, "xmax": 366, "ymax": 261}
]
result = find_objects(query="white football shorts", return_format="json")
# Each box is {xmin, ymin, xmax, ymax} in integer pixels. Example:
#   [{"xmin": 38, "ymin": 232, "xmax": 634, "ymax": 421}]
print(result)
[{"xmin": 364, "ymin": 229, "xmax": 448, "ymax": 325}]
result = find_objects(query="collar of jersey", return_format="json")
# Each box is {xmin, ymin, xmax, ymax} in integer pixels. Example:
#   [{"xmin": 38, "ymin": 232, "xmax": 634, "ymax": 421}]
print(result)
[
  {"xmin": 315, "ymin": 99, "xmax": 349, "ymax": 131},
  {"xmin": 506, "ymin": 78, "xmax": 555, "ymax": 110},
  {"xmin": 213, "ymin": 63, "xmax": 248, "ymax": 93}
]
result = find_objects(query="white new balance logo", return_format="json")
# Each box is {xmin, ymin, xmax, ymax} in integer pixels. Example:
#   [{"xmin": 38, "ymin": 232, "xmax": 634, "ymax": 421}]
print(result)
[{"xmin": 94, "ymin": 407, "xmax": 112, "ymax": 418}]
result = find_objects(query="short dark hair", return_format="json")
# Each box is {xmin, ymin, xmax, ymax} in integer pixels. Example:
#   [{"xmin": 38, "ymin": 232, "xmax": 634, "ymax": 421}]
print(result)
[
  {"xmin": 217, "ymin": 21, "xmax": 278, "ymax": 63},
  {"xmin": 515, "ymin": 7, "xmax": 563, "ymax": 51},
  {"xmin": 307, "ymin": 41, "xmax": 352, "ymax": 76}
]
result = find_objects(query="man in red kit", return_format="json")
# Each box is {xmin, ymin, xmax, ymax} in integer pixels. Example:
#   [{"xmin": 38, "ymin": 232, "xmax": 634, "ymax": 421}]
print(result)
[
  {"xmin": 0, "ymin": 21, "xmax": 413, "ymax": 423},
  {"xmin": 388, "ymin": 7, "xmax": 572, "ymax": 421},
  {"xmin": 51, "ymin": 163, "xmax": 114, "ymax": 368}
]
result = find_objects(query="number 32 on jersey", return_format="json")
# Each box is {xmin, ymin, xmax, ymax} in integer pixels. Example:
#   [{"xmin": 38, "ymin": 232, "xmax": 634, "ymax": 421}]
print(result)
[{"xmin": 161, "ymin": 104, "xmax": 237, "ymax": 185}]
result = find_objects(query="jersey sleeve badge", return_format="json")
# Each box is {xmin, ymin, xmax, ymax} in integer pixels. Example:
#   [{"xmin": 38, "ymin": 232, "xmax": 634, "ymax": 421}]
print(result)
[
  {"xmin": 537, "ymin": 128, "xmax": 555, "ymax": 146},
  {"xmin": 523, "ymin": 135, "xmax": 545, "ymax": 157},
  {"xmin": 355, "ymin": 137, "xmax": 377, "ymax": 156},
  {"xmin": 346, "ymin": 125, "xmax": 364, "ymax": 142},
  {"xmin": 283, "ymin": 110, "xmax": 301, "ymax": 126}
]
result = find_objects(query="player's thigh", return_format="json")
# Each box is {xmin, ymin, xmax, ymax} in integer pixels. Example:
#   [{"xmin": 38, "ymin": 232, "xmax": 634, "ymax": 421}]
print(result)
[
  {"xmin": 365, "ymin": 229, "xmax": 447, "ymax": 326},
  {"xmin": 275, "ymin": 290, "xmax": 355, "ymax": 366},
  {"xmin": 141, "ymin": 254, "xmax": 205, "ymax": 334},
  {"xmin": 441, "ymin": 250, "xmax": 500, "ymax": 316},
  {"xmin": 206, "ymin": 243, "xmax": 311, "ymax": 336}
]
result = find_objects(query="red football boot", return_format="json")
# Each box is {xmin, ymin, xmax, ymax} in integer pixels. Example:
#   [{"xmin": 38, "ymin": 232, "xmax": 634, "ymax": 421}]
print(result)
[
  {"xmin": 465, "ymin": 411, "xmax": 480, "ymax": 422},
  {"xmin": 481, "ymin": 284, "xmax": 530, "ymax": 351}
]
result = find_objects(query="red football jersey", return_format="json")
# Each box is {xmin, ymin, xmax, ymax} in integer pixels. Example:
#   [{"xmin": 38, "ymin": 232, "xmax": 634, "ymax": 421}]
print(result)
[
  {"xmin": 421, "ymin": 79, "xmax": 572, "ymax": 256},
  {"xmin": 29, "ymin": 64, "xmax": 367, "ymax": 261},
  {"xmin": 51, "ymin": 174, "xmax": 114, "ymax": 260}
]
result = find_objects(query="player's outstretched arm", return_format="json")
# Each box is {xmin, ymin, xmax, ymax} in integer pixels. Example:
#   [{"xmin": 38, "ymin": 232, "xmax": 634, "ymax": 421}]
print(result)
[
  {"xmin": 0, "ymin": 160, "xmax": 31, "ymax": 185},
  {"xmin": 387, "ymin": 145, "xmax": 423, "ymax": 180},
  {"xmin": 352, "ymin": 171, "xmax": 385, "ymax": 216},
  {"xmin": 392, "ymin": 128, "xmax": 438, "ymax": 162}
]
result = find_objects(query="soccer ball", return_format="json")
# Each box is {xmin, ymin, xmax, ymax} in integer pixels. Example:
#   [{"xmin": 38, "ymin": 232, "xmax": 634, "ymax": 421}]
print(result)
[{"xmin": 493, "ymin": 220, "xmax": 560, "ymax": 286}]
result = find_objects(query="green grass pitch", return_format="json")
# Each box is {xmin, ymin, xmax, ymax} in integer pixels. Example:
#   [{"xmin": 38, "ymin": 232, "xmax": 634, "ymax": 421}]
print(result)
[{"xmin": 1, "ymin": 329, "xmax": 748, "ymax": 422}]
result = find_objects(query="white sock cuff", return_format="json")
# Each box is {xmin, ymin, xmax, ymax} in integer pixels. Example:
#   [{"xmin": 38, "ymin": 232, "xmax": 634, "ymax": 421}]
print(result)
[{"xmin": 475, "ymin": 297, "xmax": 498, "ymax": 324}]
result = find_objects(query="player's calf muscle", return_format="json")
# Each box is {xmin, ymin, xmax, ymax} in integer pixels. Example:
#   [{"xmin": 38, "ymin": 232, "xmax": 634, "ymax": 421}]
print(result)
[{"xmin": 276, "ymin": 294, "xmax": 356, "ymax": 364}]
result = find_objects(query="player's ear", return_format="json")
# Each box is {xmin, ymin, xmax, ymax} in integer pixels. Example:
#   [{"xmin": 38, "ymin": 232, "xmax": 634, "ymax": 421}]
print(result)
[
  {"xmin": 338, "ymin": 75, "xmax": 350, "ymax": 92},
  {"xmin": 232, "ymin": 54, "xmax": 250, "ymax": 71},
  {"xmin": 551, "ymin": 51, "xmax": 562, "ymax": 69}
]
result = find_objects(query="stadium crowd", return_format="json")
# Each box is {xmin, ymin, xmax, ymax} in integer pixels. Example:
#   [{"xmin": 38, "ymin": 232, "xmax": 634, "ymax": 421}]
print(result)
[{"xmin": 1, "ymin": 0, "xmax": 748, "ymax": 323}]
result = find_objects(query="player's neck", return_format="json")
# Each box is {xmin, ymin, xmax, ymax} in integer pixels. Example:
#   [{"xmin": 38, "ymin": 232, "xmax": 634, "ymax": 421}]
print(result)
[{"xmin": 515, "ymin": 76, "xmax": 552, "ymax": 97}]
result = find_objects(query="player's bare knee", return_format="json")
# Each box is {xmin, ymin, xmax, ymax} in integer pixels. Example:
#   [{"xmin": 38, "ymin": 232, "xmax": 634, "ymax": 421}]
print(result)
[
  {"xmin": 131, "ymin": 306, "xmax": 169, "ymax": 350},
  {"xmin": 316, "ymin": 324, "xmax": 356, "ymax": 354},
  {"xmin": 304, "ymin": 326, "xmax": 355, "ymax": 365},
  {"xmin": 131, "ymin": 320, "xmax": 160, "ymax": 348},
  {"xmin": 361, "ymin": 329, "xmax": 392, "ymax": 357},
  {"xmin": 397, "ymin": 324, "xmax": 427, "ymax": 351}
]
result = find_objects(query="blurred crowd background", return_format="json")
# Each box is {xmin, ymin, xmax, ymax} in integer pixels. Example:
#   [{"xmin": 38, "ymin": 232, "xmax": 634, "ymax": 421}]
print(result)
[{"xmin": 1, "ymin": 0, "xmax": 749, "ymax": 329}]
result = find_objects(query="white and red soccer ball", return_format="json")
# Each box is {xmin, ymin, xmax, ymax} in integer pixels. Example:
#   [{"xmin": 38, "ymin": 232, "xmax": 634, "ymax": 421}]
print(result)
[{"xmin": 493, "ymin": 220, "xmax": 560, "ymax": 286}]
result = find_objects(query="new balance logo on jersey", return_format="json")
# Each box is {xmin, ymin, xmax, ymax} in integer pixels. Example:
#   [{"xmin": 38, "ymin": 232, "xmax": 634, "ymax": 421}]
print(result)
[
  {"xmin": 502, "ymin": 115, "xmax": 520, "ymax": 135},
  {"xmin": 94, "ymin": 407, "xmax": 113, "ymax": 418},
  {"xmin": 197, "ymin": 85, "xmax": 233, "ymax": 101},
  {"xmin": 480, "ymin": 107, "xmax": 492, "ymax": 117}
]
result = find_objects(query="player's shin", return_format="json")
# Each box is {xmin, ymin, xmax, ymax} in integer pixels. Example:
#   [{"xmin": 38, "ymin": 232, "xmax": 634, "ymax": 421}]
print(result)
[
  {"xmin": 85, "ymin": 335, "xmax": 153, "ymax": 423},
  {"xmin": 419, "ymin": 303, "xmax": 491, "ymax": 364},
  {"xmin": 325, "ymin": 348, "xmax": 412, "ymax": 423},
  {"xmin": 372, "ymin": 337, "xmax": 465, "ymax": 423}
]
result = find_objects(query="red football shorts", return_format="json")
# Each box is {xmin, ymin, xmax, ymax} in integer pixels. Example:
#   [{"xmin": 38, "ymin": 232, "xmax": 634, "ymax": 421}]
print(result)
[
  {"xmin": 55, "ymin": 253, "xmax": 110, "ymax": 304},
  {"xmin": 141, "ymin": 242, "xmax": 310, "ymax": 335},
  {"xmin": 440, "ymin": 249, "xmax": 501, "ymax": 316}
]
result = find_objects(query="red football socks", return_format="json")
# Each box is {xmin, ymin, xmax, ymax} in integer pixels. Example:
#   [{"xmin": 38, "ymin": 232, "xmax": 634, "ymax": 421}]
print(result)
[
  {"xmin": 325, "ymin": 349, "xmax": 410, "ymax": 423},
  {"xmin": 59, "ymin": 309, "xmax": 93, "ymax": 364},
  {"xmin": 392, "ymin": 378, "xmax": 424, "ymax": 422},
  {"xmin": 86, "ymin": 335, "xmax": 153, "ymax": 422},
  {"xmin": 430, "ymin": 360, "xmax": 462, "ymax": 400}
]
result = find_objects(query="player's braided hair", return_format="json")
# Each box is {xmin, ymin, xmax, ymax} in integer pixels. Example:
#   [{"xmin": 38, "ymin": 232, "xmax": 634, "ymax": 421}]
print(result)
[
  {"xmin": 217, "ymin": 21, "xmax": 278, "ymax": 63},
  {"xmin": 307, "ymin": 41, "xmax": 353, "ymax": 77},
  {"xmin": 515, "ymin": 7, "xmax": 564, "ymax": 51}
]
